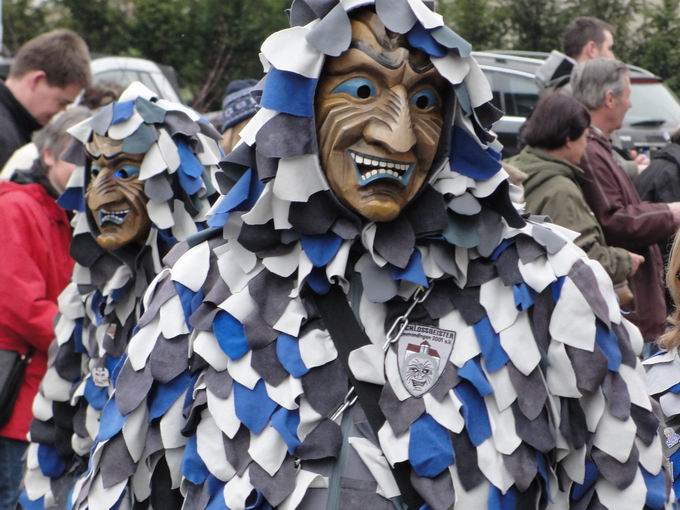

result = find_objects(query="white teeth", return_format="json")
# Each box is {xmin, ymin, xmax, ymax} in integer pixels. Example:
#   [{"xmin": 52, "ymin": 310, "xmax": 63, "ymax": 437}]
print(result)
[
  {"xmin": 356, "ymin": 155, "xmax": 364, "ymax": 164},
  {"xmin": 387, "ymin": 162, "xmax": 394, "ymax": 169}
]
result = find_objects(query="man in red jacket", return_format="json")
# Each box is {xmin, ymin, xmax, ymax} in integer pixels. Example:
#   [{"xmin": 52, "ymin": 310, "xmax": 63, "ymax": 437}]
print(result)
[
  {"xmin": 0, "ymin": 107, "xmax": 89, "ymax": 510},
  {"xmin": 572, "ymin": 58, "xmax": 680, "ymax": 341}
]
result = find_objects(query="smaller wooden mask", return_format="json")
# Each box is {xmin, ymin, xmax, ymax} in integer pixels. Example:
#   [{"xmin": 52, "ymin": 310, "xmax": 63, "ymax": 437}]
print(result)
[
  {"xmin": 85, "ymin": 134, "xmax": 151, "ymax": 251},
  {"xmin": 316, "ymin": 10, "xmax": 446, "ymax": 222}
]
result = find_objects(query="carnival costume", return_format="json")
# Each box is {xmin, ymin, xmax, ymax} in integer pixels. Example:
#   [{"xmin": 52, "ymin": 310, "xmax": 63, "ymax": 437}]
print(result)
[
  {"xmin": 71, "ymin": 2, "xmax": 668, "ymax": 509},
  {"xmin": 21, "ymin": 83, "xmax": 223, "ymax": 510}
]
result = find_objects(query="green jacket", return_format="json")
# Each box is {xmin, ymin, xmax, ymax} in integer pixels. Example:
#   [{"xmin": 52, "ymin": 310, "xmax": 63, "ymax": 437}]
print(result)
[{"xmin": 509, "ymin": 146, "xmax": 632, "ymax": 284}]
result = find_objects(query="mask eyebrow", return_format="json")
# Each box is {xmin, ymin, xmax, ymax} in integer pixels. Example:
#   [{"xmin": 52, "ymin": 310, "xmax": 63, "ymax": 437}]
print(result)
[{"xmin": 350, "ymin": 40, "xmax": 405, "ymax": 70}]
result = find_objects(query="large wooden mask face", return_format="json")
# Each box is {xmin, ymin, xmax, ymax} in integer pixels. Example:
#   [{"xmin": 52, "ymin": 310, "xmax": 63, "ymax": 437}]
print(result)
[
  {"xmin": 316, "ymin": 10, "xmax": 446, "ymax": 222},
  {"xmin": 85, "ymin": 134, "xmax": 151, "ymax": 251}
]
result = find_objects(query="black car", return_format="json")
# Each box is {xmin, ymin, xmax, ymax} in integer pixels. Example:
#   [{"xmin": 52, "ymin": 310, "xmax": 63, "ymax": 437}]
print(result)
[{"xmin": 473, "ymin": 51, "xmax": 680, "ymax": 157}]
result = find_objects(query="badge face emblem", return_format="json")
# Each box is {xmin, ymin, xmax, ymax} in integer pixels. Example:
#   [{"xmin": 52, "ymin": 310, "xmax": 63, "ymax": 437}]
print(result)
[
  {"xmin": 92, "ymin": 367, "xmax": 110, "ymax": 388},
  {"xmin": 398, "ymin": 324, "xmax": 455, "ymax": 397}
]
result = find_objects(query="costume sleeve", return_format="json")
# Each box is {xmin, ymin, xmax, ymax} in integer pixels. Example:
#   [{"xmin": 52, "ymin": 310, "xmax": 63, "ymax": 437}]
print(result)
[
  {"xmin": 0, "ymin": 194, "xmax": 59, "ymax": 352},
  {"xmin": 581, "ymin": 150, "xmax": 675, "ymax": 250},
  {"xmin": 540, "ymin": 181, "xmax": 632, "ymax": 285}
]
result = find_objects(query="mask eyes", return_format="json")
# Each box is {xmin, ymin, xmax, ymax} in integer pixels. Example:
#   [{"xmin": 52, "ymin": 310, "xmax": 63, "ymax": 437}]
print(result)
[
  {"xmin": 90, "ymin": 164, "xmax": 101, "ymax": 178},
  {"xmin": 332, "ymin": 77, "xmax": 377, "ymax": 100},
  {"xmin": 114, "ymin": 165, "xmax": 140, "ymax": 180},
  {"xmin": 411, "ymin": 88, "xmax": 439, "ymax": 110}
]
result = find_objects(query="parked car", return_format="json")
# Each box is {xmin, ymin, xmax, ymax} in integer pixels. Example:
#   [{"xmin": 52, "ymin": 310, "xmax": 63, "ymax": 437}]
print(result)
[
  {"xmin": 90, "ymin": 56, "xmax": 182, "ymax": 103},
  {"xmin": 0, "ymin": 55, "xmax": 182, "ymax": 103},
  {"xmin": 473, "ymin": 51, "xmax": 680, "ymax": 157}
]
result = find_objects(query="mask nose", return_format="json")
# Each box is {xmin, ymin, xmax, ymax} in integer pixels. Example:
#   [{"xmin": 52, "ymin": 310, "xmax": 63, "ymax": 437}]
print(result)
[{"xmin": 363, "ymin": 86, "xmax": 417, "ymax": 154}]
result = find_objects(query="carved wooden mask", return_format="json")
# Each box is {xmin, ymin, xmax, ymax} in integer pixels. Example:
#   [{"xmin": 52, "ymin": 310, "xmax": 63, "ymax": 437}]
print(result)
[
  {"xmin": 315, "ymin": 10, "xmax": 446, "ymax": 222},
  {"xmin": 85, "ymin": 134, "xmax": 151, "ymax": 251}
]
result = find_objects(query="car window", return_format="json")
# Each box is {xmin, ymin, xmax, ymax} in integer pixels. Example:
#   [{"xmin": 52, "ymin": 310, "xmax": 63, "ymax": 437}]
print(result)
[
  {"xmin": 94, "ymin": 69, "xmax": 162, "ymax": 97},
  {"xmin": 627, "ymin": 82, "xmax": 680, "ymax": 126},
  {"xmin": 483, "ymin": 70, "xmax": 539, "ymax": 118}
]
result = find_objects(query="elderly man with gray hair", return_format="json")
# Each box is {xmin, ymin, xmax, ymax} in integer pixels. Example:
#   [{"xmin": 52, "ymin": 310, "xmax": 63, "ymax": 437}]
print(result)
[{"xmin": 571, "ymin": 57, "xmax": 680, "ymax": 342}]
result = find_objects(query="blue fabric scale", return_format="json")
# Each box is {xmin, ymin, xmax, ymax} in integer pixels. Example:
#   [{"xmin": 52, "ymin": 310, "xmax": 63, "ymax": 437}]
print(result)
[
  {"xmin": 301, "ymin": 233, "xmax": 342, "ymax": 267},
  {"xmin": 490, "ymin": 239, "xmax": 513, "ymax": 261},
  {"xmin": 570, "ymin": 460, "xmax": 599, "ymax": 500},
  {"xmin": 233, "ymin": 379, "xmax": 278, "ymax": 434},
  {"xmin": 406, "ymin": 23, "xmax": 447, "ymax": 58},
  {"xmin": 473, "ymin": 317, "xmax": 509, "ymax": 373},
  {"xmin": 670, "ymin": 381, "xmax": 680, "ymax": 394},
  {"xmin": 84, "ymin": 377, "xmax": 108, "ymax": 411},
  {"xmin": 551, "ymin": 276, "xmax": 566, "ymax": 303},
  {"xmin": 391, "ymin": 249, "xmax": 428, "ymax": 286},
  {"xmin": 641, "ymin": 467, "xmax": 667, "ymax": 509},
  {"xmin": 97, "ymin": 398, "xmax": 127, "ymax": 441},
  {"xmin": 213, "ymin": 310, "xmax": 249, "ymax": 360},
  {"xmin": 37, "ymin": 444, "xmax": 66, "ymax": 478},
  {"xmin": 73, "ymin": 319, "xmax": 84, "ymax": 354},
  {"xmin": 276, "ymin": 334, "xmax": 309, "ymax": 378},
  {"xmin": 512, "ymin": 283, "xmax": 534, "ymax": 311},
  {"xmin": 177, "ymin": 141, "xmax": 205, "ymax": 195},
  {"xmin": 458, "ymin": 358, "xmax": 493, "ymax": 396},
  {"xmin": 148, "ymin": 371, "xmax": 194, "ymax": 420},
  {"xmin": 111, "ymin": 100, "xmax": 135, "ymax": 125},
  {"xmin": 488, "ymin": 486, "xmax": 517, "ymax": 509},
  {"xmin": 181, "ymin": 435, "xmax": 210, "ymax": 485},
  {"xmin": 18, "ymin": 493, "xmax": 44, "ymax": 510},
  {"xmin": 260, "ymin": 67, "xmax": 318, "ymax": 118},
  {"xmin": 208, "ymin": 168, "xmax": 263, "ymax": 228},
  {"xmin": 106, "ymin": 354, "xmax": 124, "ymax": 385},
  {"xmin": 408, "ymin": 414, "xmax": 454, "ymax": 477},
  {"xmin": 306, "ymin": 267, "xmax": 331, "ymax": 295},
  {"xmin": 594, "ymin": 319, "xmax": 622, "ymax": 372},
  {"xmin": 449, "ymin": 126, "xmax": 502, "ymax": 181},
  {"xmin": 57, "ymin": 186, "xmax": 85, "ymax": 213},
  {"xmin": 271, "ymin": 407, "xmax": 301, "ymax": 454},
  {"xmin": 453, "ymin": 380, "xmax": 492, "ymax": 447}
]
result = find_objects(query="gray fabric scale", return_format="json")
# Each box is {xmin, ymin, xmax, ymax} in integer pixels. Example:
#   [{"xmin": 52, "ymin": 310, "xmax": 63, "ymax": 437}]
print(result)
[
  {"xmin": 162, "ymin": 241, "xmax": 191, "ymax": 268},
  {"xmin": 255, "ymin": 153, "xmax": 279, "ymax": 182},
  {"xmin": 448, "ymin": 192, "xmax": 481, "ymax": 216},
  {"xmin": 531, "ymin": 224, "xmax": 567, "ymax": 254},
  {"xmin": 378, "ymin": 383, "xmax": 426, "ymax": 435},
  {"xmin": 559, "ymin": 398, "xmax": 588, "ymax": 450},
  {"xmin": 405, "ymin": 186, "xmax": 448, "ymax": 236},
  {"xmin": 508, "ymin": 365, "xmax": 547, "ymax": 421},
  {"xmin": 512, "ymin": 405, "xmax": 556, "ymax": 453},
  {"xmin": 223, "ymin": 426, "xmax": 251, "ymax": 475},
  {"xmin": 422, "ymin": 281, "xmax": 456, "ymax": 319},
  {"xmin": 243, "ymin": 313, "xmax": 279, "ymax": 350},
  {"xmin": 115, "ymin": 362, "xmax": 153, "ymax": 415},
  {"xmin": 61, "ymin": 139, "xmax": 88, "ymax": 167},
  {"xmin": 92, "ymin": 103, "xmax": 114, "ymax": 135},
  {"xmin": 450, "ymin": 286, "xmax": 485, "ymax": 325},
  {"xmin": 631, "ymin": 403, "xmax": 660, "ymax": 446},
  {"xmin": 494, "ymin": 246, "xmax": 524, "ymax": 286},
  {"xmin": 375, "ymin": 0, "xmax": 416, "ymax": 33},
  {"xmin": 189, "ymin": 304, "xmax": 220, "ymax": 332},
  {"xmin": 476, "ymin": 210, "xmax": 504, "ymax": 258},
  {"xmin": 612, "ymin": 322, "xmax": 638, "ymax": 368},
  {"xmin": 592, "ymin": 445, "xmax": 640, "ymax": 489},
  {"xmin": 150, "ymin": 335, "xmax": 189, "ymax": 384},
  {"xmin": 203, "ymin": 277, "xmax": 231, "ymax": 306},
  {"xmin": 250, "ymin": 342, "xmax": 289, "ymax": 386},
  {"xmin": 248, "ymin": 270, "xmax": 295, "ymax": 327},
  {"xmin": 122, "ymin": 124, "xmax": 158, "ymax": 154},
  {"xmin": 295, "ymin": 419, "xmax": 342, "ymax": 460},
  {"xmin": 566, "ymin": 344, "xmax": 608, "ymax": 393},
  {"xmin": 204, "ymin": 366, "xmax": 233, "ymax": 399},
  {"xmin": 301, "ymin": 359, "xmax": 348, "ymax": 417},
  {"xmin": 357, "ymin": 257, "xmax": 398, "ymax": 303},
  {"xmin": 249, "ymin": 459, "xmax": 297, "ymax": 507},
  {"xmin": 100, "ymin": 433, "xmax": 137, "ymax": 488},
  {"xmin": 374, "ymin": 216, "xmax": 416, "ymax": 269},
  {"xmin": 528, "ymin": 288, "xmax": 552, "ymax": 356},
  {"xmin": 450, "ymin": 430, "xmax": 484, "ymax": 490},
  {"xmin": 429, "ymin": 363, "xmax": 459, "ymax": 401},
  {"xmin": 306, "ymin": 4, "xmax": 351, "ymax": 57},
  {"xmin": 164, "ymin": 111, "xmax": 200, "ymax": 137},
  {"xmin": 182, "ymin": 482, "xmax": 209, "ymax": 510},
  {"xmin": 515, "ymin": 235, "xmax": 546, "ymax": 264},
  {"xmin": 502, "ymin": 442, "xmax": 537, "ymax": 492},
  {"xmin": 465, "ymin": 259, "xmax": 498, "ymax": 287},
  {"xmin": 144, "ymin": 175, "xmax": 174, "ymax": 203},
  {"xmin": 331, "ymin": 217, "xmax": 361, "ymax": 240},
  {"xmin": 601, "ymin": 372, "xmax": 631, "ymax": 421},
  {"xmin": 256, "ymin": 114, "xmax": 317, "ymax": 159},
  {"xmin": 53, "ymin": 340, "xmax": 81, "ymax": 381},
  {"xmin": 137, "ymin": 275, "xmax": 175, "ymax": 328},
  {"xmin": 135, "ymin": 97, "xmax": 167, "ymax": 124},
  {"xmin": 410, "ymin": 469, "xmax": 456, "ymax": 510},
  {"xmin": 288, "ymin": 193, "xmax": 340, "ymax": 236},
  {"xmin": 568, "ymin": 260, "xmax": 610, "ymax": 327}
]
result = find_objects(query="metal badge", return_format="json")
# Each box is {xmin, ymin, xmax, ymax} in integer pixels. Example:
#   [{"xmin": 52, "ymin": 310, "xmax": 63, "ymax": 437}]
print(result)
[
  {"xmin": 397, "ymin": 324, "xmax": 455, "ymax": 398},
  {"xmin": 92, "ymin": 367, "xmax": 110, "ymax": 388}
]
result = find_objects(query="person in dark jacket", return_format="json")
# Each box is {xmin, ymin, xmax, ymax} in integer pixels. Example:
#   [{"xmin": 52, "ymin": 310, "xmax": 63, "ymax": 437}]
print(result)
[
  {"xmin": 0, "ymin": 106, "xmax": 90, "ymax": 510},
  {"xmin": 635, "ymin": 127, "xmax": 680, "ymax": 263},
  {"xmin": 572, "ymin": 58, "xmax": 680, "ymax": 341},
  {"xmin": 0, "ymin": 29, "xmax": 90, "ymax": 168},
  {"xmin": 509, "ymin": 93, "xmax": 642, "ymax": 306}
]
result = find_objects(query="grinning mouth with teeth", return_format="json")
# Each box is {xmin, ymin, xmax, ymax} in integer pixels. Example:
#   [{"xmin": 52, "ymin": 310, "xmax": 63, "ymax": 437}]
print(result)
[
  {"xmin": 349, "ymin": 150, "xmax": 416, "ymax": 187},
  {"xmin": 99, "ymin": 208, "xmax": 131, "ymax": 226}
]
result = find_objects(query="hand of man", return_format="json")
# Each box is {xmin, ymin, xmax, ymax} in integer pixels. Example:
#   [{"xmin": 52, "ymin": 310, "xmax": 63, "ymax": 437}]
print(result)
[
  {"xmin": 630, "ymin": 150, "xmax": 650, "ymax": 173},
  {"xmin": 628, "ymin": 251, "xmax": 645, "ymax": 276}
]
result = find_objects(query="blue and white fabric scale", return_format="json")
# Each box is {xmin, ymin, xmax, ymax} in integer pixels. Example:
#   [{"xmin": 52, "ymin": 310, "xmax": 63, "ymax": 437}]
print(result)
[
  {"xmin": 59, "ymin": 1, "xmax": 670, "ymax": 509},
  {"xmin": 21, "ymin": 83, "xmax": 223, "ymax": 510}
]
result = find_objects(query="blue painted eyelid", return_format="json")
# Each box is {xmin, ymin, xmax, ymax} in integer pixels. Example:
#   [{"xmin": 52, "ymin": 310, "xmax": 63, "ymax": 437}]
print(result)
[
  {"xmin": 411, "ymin": 89, "xmax": 439, "ymax": 108},
  {"xmin": 114, "ymin": 165, "xmax": 141, "ymax": 179},
  {"xmin": 332, "ymin": 77, "xmax": 377, "ymax": 99}
]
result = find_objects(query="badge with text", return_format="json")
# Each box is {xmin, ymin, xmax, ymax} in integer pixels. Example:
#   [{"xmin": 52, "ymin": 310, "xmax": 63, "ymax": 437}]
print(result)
[
  {"xmin": 397, "ymin": 324, "xmax": 455, "ymax": 397},
  {"xmin": 92, "ymin": 367, "xmax": 110, "ymax": 388}
]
